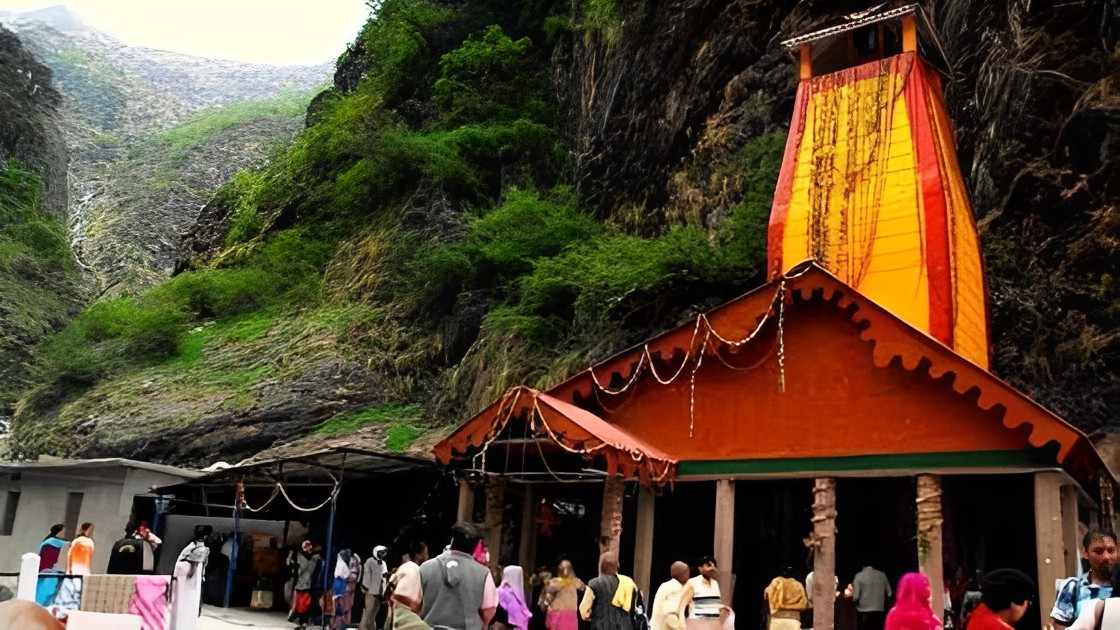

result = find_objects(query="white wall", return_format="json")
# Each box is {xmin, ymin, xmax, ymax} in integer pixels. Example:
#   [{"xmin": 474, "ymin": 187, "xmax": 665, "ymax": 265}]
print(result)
[
  {"xmin": 0, "ymin": 466, "xmax": 192, "ymax": 574},
  {"xmin": 156, "ymin": 514, "xmax": 288, "ymax": 575}
]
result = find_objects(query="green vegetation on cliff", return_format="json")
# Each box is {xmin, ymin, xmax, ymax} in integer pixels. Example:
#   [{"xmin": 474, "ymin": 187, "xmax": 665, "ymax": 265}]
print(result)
[
  {"xmin": 0, "ymin": 161, "xmax": 81, "ymax": 412},
  {"xmin": 11, "ymin": 0, "xmax": 781, "ymax": 463}
]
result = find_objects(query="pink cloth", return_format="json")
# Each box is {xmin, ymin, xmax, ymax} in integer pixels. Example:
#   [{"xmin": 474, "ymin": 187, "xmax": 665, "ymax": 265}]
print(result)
[
  {"xmin": 498, "ymin": 566, "xmax": 532, "ymax": 630},
  {"xmin": 546, "ymin": 609, "xmax": 579, "ymax": 630},
  {"xmin": 885, "ymin": 573, "xmax": 941, "ymax": 630},
  {"xmin": 129, "ymin": 575, "xmax": 170, "ymax": 630}
]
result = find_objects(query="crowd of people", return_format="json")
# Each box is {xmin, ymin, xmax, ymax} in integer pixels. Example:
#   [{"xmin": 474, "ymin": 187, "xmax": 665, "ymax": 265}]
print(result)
[
  {"xmin": 343, "ymin": 522, "xmax": 1120, "ymax": 630},
  {"xmin": 26, "ymin": 518, "xmax": 1120, "ymax": 630}
]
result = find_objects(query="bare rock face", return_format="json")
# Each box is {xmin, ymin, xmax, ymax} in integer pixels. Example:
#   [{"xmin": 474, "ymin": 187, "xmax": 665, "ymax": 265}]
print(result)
[
  {"xmin": 0, "ymin": 25, "xmax": 83, "ymax": 421},
  {"xmin": 1, "ymin": 8, "xmax": 330, "ymax": 295},
  {"xmin": 0, "ymin": 25, "xmax": 67, "ymax": 218}
]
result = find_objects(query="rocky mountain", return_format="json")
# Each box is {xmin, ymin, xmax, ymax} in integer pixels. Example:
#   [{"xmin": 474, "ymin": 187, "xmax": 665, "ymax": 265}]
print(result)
[
  {"xmin": 8, "ymin": 0, "xmax": 1119, "ymax": 466},
  {"xmin": 0, "ymin": 5, "xmax": 330, "ymax": 294},
  {"xmin": 0, "ymin": 25, "xmax": 83, "ymax": 432}
]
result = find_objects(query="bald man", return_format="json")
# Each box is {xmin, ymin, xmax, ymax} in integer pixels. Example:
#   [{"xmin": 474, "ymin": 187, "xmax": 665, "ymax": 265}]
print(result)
[
  {"xmin": 651, "ymin": 562, "xmax": 691, "ymax": 630},
  {"xmin": 0, "ymin": 600, "xmax": 63, "ymax": 630}
]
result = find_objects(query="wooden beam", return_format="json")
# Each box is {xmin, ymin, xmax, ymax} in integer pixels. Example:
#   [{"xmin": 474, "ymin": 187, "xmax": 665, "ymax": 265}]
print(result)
[
  {"xmin": 1061, "ymin": 484, "xmax": 1080, "ymax": 577},
  {"xmin": 600, "ymin": 475, "xmax": 625, "ymax": 559},
  {"xmin": 714, "ymin": 479, "xmax": 735, "ymax": 605},
  {"xmin": 916, "ymin": 474, "xmax": 945, "ymax": 619},
  {"xmin": 902, "ymin": 13, "xmax": 918, "ymax": 53},
  {"xmin": 457, "ymin": 478, "xmax": 475, "ymax": 523},
  {"xmin": 1036, "ymin": 472, "xmax": 1065, "ymax": 630},
  {"xmin": 485, "ymin": 477, "xmax": 506, "ymax": 576},
  {"xmin": 812, "ymin": 478, "xmax": 837, "ymax": 630},
  {"xmin": 634, "ymin": 486, "xmax": 656, "ymax": 598},
  {"xmin": 519, "ymin": 485, "xmax": 537, "ymax": 573},
  {"xmin": 799, "ymin": 45, "xmax": 812, "ymax": 80}
]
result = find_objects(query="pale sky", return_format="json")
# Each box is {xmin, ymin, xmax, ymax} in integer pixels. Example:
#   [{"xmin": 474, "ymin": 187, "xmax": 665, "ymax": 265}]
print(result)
[{"xmin": 0, "ymin": 0, "xmax": 370, "ymax": 65}]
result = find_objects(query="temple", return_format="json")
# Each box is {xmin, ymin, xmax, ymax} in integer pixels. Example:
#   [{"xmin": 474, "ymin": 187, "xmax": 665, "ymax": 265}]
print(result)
[{"xmin": 433, "ymin": 6, "xmax": 1113, "ymax": 630}]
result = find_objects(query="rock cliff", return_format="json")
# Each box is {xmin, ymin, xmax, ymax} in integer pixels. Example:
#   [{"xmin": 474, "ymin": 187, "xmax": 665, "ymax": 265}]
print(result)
[
  {"xmin": 0, "ymin": 25, "xmax": 82, "ymax": 428},
  {"xmin": 9, "ymin": 0, "xmax": 1120, "ymax": 465},
  {"xmin": 1, "ymin": 6, "xmax": 330, "ymax": 294}
]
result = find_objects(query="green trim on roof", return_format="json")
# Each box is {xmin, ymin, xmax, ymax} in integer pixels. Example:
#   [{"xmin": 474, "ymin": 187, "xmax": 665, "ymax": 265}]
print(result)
[{"xmin": 677, "ymin": 450, "xmax": 1051, "ymax": 476}]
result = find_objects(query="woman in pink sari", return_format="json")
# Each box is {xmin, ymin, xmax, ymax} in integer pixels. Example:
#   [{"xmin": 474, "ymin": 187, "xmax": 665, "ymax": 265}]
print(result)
[
  {"xmin": 496, "ymin": 565, "xmax": 533, "ymax": 630},
  {"xmin": 885, "ymin": 573, "xmax": 942, "ymax": 630}
]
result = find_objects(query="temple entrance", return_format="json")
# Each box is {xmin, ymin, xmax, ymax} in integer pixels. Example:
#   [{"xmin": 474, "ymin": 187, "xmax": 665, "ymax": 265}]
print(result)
[
  {"xmin": 834, "ymin": 477, "xmax": 919, "ymax": 630},
  {"xmin": 942, "ymin": 474, "xmax": 1041, "ymax": 630},
  {"xmin": 648, "ymin": 481, "xmax": 716, "ymax": 591},
  {"xmin": 730, "ymin": 479, "xmax": 814, "ymax": 630},
  {"xmin": 528, "ymin": 482, "xmax": 608, "ymax": 581}
]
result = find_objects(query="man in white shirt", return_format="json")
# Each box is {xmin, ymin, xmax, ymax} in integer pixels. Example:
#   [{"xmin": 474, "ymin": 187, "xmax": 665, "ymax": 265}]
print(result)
[
  {"xmin": 361, "ymin": 545, "xmax": 388, "ymax": 630},
  {"xmin": 651, "ymin": 561, "xmax": 690, "ymax": 630}
]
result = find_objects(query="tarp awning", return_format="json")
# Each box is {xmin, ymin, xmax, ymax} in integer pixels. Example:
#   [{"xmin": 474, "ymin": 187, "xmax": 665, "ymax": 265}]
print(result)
[{"xmin": 434, "ymin": 386, "xmax": 678, "ymax": 485}]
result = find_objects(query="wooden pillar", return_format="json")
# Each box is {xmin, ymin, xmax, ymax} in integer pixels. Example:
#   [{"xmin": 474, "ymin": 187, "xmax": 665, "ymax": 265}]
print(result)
[
  {"xmin": 1061, "ymin": 485, "xmax": 1080, "ymax": 577},
  {"xmin": 519, "ymin": 485, "xmax": 537, "ymax": 573},
  {"xmin": 917, "ymin": 474, "xmax": 945, "ymax": 619},
  {"xmin": 714, "ymin": 479, "xmax": 735, "ymax": 605},
  {"xmin": 634, "ymin": 486, "xmax": 656, "ymax": 598},
  {"xmin": 600, "ymin": 475, "xmax": 625, "ymax": 559},
  {"xmin": 799, "ymin": 45, "xmax": 812, "ymax": 80},
  {"xmin": 1036, "ymin": 472, "xmax": 1065, "ymax": 630},
  {"xmin": 457, "ymin": 478, "xmax": 475, "ymax": 523},
  {"xmin": 485, "ymin": 477, "xmax": 507, "ymax": 575},
  {"xmin": 1100, "ymin": 477, "xmax": 1116, "ymax": 532},
  {"xmin": 902, "ymin": 13, "xmax": 918, "ymax": 53},
  {"xmin": 812, "ymin": 478, "xmax": 837, "ymax": 630}
]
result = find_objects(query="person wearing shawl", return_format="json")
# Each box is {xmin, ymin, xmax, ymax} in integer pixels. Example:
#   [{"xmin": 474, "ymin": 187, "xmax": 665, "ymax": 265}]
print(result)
[
  {"xmin": 495, "ymin": 566, "xmax": 533, "ymax": 630},
  {"xmin": 761, "ymin": 566, "xmax": 808, "ymax": 630},
  {"xmin": 332, "ymin": 548, "xmax": 362, "ymax": 629},
  {"xmin": 542, "ymin": 560, "xmax": 585, "ymax": 630},
  {"xmin": 885, "ymin": 573, "xmax": 941, "ymax": 630},
  {"xmin": 579, "ymin": 553, "xmax": 636, "ymax": 630},
  {"xmin": 38, "ymin": 524, "xmax": 66, "ymax": 571}
]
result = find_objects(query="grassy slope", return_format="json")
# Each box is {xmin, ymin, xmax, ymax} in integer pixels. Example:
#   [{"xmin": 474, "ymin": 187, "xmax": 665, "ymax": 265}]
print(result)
[
  {"xmin": 0, "ymin": 161, "xmax": 83, "ymax": 411},
  {"xmin": 11, "ymin": 0, "xmax": 779, "ymax": 463}
]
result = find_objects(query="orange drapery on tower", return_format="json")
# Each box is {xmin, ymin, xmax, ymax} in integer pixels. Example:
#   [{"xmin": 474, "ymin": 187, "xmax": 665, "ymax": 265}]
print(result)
[{"xmin": 767, "ymin": 51, "xmax": 989, "ymax": 368}]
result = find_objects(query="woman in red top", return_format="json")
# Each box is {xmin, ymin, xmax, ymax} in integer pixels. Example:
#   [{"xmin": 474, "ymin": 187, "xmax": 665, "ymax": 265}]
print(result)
[{"xmin": 966, "ymin": 570, "xmax": 1034, "ymax": 630}]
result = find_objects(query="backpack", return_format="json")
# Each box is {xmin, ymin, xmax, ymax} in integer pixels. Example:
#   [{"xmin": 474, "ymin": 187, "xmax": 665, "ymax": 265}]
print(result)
[{"xmin": 630, "ymin": 589, "xmax": 649, "ymax": 630}]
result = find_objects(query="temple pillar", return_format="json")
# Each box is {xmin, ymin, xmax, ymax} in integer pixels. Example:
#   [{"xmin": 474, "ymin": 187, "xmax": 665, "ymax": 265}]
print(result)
[
  {"xmin": 519, "ymin": 485, "xmax": 537, "ymax": 574},
  {"xmin": 485, "ymin": 477, "xmax": 506, "ymax": 575},
  {"xmin": 812, "ymin": 478, "xmax": 837, "ymax": 630},
  {"xmin": 916, "ymin": 474, "xmax": 945, "ymax": 619},
  {"xmin": 634, "ymin": 485, "xmax": 656, "ymax": 598},
  {"xmin": 457, "ymin": 478, "xmax": 475, "ymax": 523},
  {"xmin": 1035, "ymin": 472, "xmax": 1064, "ymax": 630},
  {"xmin": 902, "ymin": 13, "xmax": 918, "ymax": 53},
  {"xmin": 714, "ymin": 479, "xmax": 735, "ymax": 605},
  {"xmin": 1061, "ymin": 484, "xmax": 1080, "ymax": 577},
  {"xmin": 600, "ymin": 475, "xmax": 625, "ymax": 559},
  {"xmin": 799, "ymin": 45, "xmax": 812, "ymax": 80}
]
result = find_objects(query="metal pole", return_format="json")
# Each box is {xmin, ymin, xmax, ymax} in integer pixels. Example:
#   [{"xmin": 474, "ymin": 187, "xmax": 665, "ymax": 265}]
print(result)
[
  {"xmin": 321, "ymin": 454, "xmax": 345, "ymax": 630},
  {"xmin": 224, "ymin": 479, "xmax": 244, "ymax": 608}
]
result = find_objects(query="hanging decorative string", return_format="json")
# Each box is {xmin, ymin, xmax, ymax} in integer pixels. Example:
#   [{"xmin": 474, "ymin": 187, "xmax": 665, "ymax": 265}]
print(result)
[
  {"xmin": 587, "ymin": 272, "xmax": 800, "ymax": 438},
  {"xmin": 240, "ymin": 471, "xmax": 340, "ymax": 514}
]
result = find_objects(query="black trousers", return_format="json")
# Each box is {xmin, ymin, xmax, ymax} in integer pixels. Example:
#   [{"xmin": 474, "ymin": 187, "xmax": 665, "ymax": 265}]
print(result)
[{"xmin": 857, "ymin": 610, "xmax": 886, "ymax": 630}]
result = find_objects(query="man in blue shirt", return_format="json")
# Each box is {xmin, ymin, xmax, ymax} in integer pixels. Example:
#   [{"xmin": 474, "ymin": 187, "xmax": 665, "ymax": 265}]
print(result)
[{"xmin": 1050, "ymin": 529, "xmax": 1117, "ymax": 628}]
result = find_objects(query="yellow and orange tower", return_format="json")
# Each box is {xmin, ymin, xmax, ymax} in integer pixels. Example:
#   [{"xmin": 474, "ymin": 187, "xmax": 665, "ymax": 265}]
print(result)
[{"xmin": 767, "ymin": 5, "xmax": 990, "ymax": 368}]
